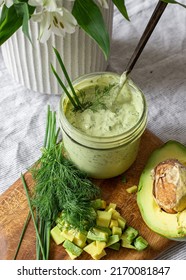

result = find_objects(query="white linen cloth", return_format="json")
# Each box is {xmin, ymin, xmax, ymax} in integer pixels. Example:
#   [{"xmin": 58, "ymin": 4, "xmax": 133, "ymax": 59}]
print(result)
[{"xmin": 0, "ymin": 0, "xmax": 186, "ymax": 259}]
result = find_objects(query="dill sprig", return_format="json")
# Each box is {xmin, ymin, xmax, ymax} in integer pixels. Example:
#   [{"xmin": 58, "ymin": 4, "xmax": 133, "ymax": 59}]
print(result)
[
  {"xmin": 31, "ymin": 142, "xmax": 100, "ymax": 230},
  {"xmin": 31, "ymin": 105, "xmax": 101, "ymax": 231},
  {"xmin": 80, "ymin": 83, "xmax": 116, "ymax": 112}
]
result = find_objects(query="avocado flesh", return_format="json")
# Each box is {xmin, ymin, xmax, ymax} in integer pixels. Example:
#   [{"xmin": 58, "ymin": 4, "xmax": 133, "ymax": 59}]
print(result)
[{"xmin": 137, "ymin": 140, "xmax": 186, "ymax": 240}]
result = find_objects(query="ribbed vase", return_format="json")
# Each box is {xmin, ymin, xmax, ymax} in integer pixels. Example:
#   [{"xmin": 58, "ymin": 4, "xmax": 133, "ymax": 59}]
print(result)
[{"xmin": 1, "ymin": 1, "xmax": 113, "ymax": 95}]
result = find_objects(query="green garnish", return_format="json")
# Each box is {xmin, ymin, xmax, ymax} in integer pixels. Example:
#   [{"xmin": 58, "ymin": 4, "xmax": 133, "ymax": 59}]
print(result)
[
  {"xmin": 51, "ymin": 47, "xmax": 116, "ymax": 112},
  {"xmin": 32, "ymin": 105, "xmax": 100, "ymax": 224},
  {"xmin": 51, "ymin": 47, "xmax": 83, "ymax": 111},
  {"xmin": 78, "ymin": 83, "xmax": 115, "ymax": 112},
  {"xmin": 13, "ymin": 211, "xmax": 31, "ymax": 260},
  {"xmin": 21, "ymin": 173, "xmax": 47, "ymax": 260},
  {"xmin": 16, "ymin": 105, "xmax": 101, "ymax": 260},
  {"xmin": 126, "ymin": 185, "xmax": 138, "ymax": 194}
]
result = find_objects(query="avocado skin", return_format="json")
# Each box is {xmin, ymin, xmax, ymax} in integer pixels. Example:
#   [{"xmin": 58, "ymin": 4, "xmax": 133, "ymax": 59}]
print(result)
[{"xmin": 137, "ymin": 140, "xmax": 186, "ymax": 241}]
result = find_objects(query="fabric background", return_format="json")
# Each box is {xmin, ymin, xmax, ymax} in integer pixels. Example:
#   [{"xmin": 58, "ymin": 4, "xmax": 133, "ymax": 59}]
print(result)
[{"xmin": 0, "ymin": 0, "xmax": 186, "ymax": 259}]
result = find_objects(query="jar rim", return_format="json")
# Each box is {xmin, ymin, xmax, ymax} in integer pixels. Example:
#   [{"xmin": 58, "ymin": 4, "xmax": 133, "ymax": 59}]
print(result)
[{"xmin": 58, "ymin": 72, "xmax": 148, "ymax": 149}]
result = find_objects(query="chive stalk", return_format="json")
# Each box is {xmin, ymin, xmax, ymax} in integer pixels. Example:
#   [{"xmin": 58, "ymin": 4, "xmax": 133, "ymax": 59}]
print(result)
[
  {"xmin": 51, "ymin": 65, "xmax": 79, "ymax": 110},
  {"xmin": 43, "ymin": 105, "xmax": 50, "ymax": 148},
  {"xmin": 21, "ymin": 173, "xmax": 46, "ymax": 260},
  {"xmin": 51, "ymin": 47, "xmax": 82, "ymax": 111},
  {"xmin": 13, "ymin": 211, "xmax": 31, "ymax": 260},
  {"xmin": 45, "ymin": 221, "xmax": 51, "ymax": 260},
  {"xmin": 53, "ymin": 47, "xmax": 82, "ymax": 108}
]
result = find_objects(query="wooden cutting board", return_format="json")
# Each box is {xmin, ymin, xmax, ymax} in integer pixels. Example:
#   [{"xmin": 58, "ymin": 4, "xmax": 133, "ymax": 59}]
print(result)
[{"xmin": 0, "ymin": 130, "xmax": 176, "ymax": 260}]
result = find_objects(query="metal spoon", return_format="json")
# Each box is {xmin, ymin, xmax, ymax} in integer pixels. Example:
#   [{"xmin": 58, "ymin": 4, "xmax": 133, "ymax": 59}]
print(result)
[{"xmin": 116, "ymin": 0, "xmax": 168, "ymax": 96}]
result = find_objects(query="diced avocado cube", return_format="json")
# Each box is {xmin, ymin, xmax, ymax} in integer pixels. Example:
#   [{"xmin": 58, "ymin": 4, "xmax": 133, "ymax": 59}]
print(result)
[
  {"xmin": 112, "ymin": 226, "xmax": 122, "ymax": 237},
  {"xmin": 121, "ymin": 226, "xmax": 138, "ymax": 243},
  {"xmin": 84, "ymin": 241, "xmax": 97, "ymax": 255},
  {"xmin": 91, "ymin": 199, "xmax": 106, "ymax": 209},
  {"xmin": 100, "ymin": 200, "xmax": 107, "ymax": 209},
  {"xmin": 117, "ymin": 217, "xmax": 126, "ymax": 230},
  {"xmin": 63, "ymin": 240, "xmax": 83, "ymax": 257},
  {"xmin": 121, "ymin": 239, "xmax": 136, "ymax": 249},
  {"xmin": 95, "ymin": 241, "xmax": 106, "ymax": 254},
  {"xmin": 65, "ymin": 249, "xmax": 78, "ymax": 260},
  {"xmin": 61, "ymin": 228, "xmax": 76, "ymax": 242},
  {"xmin": 121, "ymin": 226, "xmax": 139, "ymax": 248},
  {"xmin": 73, "ymin": 231, "xmax": 87, "ymax": 248},
  {"xmin": 84, "ymin": 241, "xmax": 106, "ymax": 260},
  {"xmin": 112, "ymin": 210, "xmax": 121, "ymax": 219},
  {"xmin": 96, "ymin": 225, "xmax": 112, "ymax": 236},
  {"xmin": 134, "ymin": 236, "xmax": 148, "ymax": 251},
  {"xmin": 55, "ymin": 217, "xmax": 63, "ymax": 225},
  {"xmin": 96, "ymin": 210, "xmax": 112, "ymax": 227},
  {"xmin": 87, "ymin": 227, "xmax": 108, "ymax": 242},
  {"xmin": 50, "ymin": 225, "xmax": 65, "ymax": 245},
  {"xmin": 106, "ymin": 234, "xmax": 120, "ymax": 247},
  {"xmin": 126, "ymin": 185, "xmax": 138, "ymax": 194},
  {"xmin": 92, "ymin": 249, "xmax": 107, "ymax": 260},
  {"xmin": 108, "ymin": 242, "xmax": 121, "ymax": 251},
  {"xmin": 106, "ymin": 202, "xmax": 117, "ymax": 210},
  {"xmin": 56, "ymin": 223, "xmax": 63, "ymax": 231},
  {"xmin": 107, "ymin": 208, "xmax": 120, "ymax": 219},
  {"xmin": 110, "ymin": 219, "xmax": 119, "ymax": 228}
]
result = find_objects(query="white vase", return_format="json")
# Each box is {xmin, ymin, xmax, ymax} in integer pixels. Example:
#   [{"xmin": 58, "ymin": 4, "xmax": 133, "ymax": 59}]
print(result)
[{"xmin": 1, "ymin": 1, "xmax": 113, "ymax": 95}]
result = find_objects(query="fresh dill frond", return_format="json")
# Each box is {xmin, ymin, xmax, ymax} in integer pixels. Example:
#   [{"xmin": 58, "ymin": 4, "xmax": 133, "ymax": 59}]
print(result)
[
  {"xmin": 77, "ymin": 83, "xmax": 116, "ymax": 112},
  {"xmin": 30, "ymin": 106, "xmax": 101, "ymax": 232}
]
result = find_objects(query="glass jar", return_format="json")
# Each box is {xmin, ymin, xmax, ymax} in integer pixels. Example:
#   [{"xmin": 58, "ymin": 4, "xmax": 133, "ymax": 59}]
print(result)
[{"xmin": 58, "ymin": 72, "xmax": 148, "ymax": 179}]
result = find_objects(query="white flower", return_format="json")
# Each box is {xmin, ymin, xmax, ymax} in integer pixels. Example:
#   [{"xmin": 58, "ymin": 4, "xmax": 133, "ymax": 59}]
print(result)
[
  {"xmin": 28, "ymin": 0, "xmax": 42, "ymax": 6},
  {"xmin": 97, "ymin": 0, "xmax": 108, "ymax": 9},
  {"xmin": 28, "ymin": 0, "xmax": 77, "ymax": 42},
  {"xmin": 32, "ymin": 7, "xmax": 77, "ymax": 43},
  {"xmin": 0, "ymin": 0, "xmax": 13, "ymax": 7},
  {"xmin": 29, "ymin": 0, "xmax": 57, "ymax": 10}
]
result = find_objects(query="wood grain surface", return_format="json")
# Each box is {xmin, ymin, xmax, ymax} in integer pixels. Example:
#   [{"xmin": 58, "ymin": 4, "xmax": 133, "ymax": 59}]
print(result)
[{"xmin": 0, "ymin": 130, "xmax": 176, "ymax": 260}]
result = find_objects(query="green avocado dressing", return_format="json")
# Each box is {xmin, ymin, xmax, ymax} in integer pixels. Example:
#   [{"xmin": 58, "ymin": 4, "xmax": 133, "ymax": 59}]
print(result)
[{"xmin": 65, "ymin": 74, "xmax": 144, "ymax": 137}]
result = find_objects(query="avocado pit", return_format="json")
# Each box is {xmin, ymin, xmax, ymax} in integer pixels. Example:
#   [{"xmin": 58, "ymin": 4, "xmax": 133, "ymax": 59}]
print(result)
[{"xmin": 152, "ymin": 159, "xmax": 186, "ymax": 214}]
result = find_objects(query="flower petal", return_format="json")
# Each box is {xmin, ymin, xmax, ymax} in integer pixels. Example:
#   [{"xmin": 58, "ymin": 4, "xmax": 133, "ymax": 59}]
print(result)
[
  {"xmin": 38, "ymin": 12, "xmax": 52, "ymax": 42},
  {"xmin": 44, "ymin": 0, "xmax": 57, "ymax": 12},
  {"xmin": 28, "ymin": 0, "xmax": 43, "ymax": 7},
  {"xmin": 97, "ymin": 0, "xmax": 109, "ymax": 9},
  {"xmin": 58, "ymin": 7, "xmax": 77, "ymax": 34}
]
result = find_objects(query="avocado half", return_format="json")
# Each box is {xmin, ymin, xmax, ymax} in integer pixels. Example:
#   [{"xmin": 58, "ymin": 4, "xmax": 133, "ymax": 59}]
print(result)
[{"xmin": 137, "ymin": 140, "xmax": 186, "ymax": 241}]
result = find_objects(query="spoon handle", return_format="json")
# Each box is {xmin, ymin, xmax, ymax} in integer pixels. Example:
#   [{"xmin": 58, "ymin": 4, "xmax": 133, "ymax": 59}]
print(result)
[{"xmin": 125, "ymin": 0, "xmax": 168, "ymax": 75}]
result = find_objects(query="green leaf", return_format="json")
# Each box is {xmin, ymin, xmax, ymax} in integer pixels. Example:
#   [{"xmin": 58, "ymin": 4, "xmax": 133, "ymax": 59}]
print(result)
[
  {"xmin": 112, "ymin": 0, "xmax": 130, "ymax": 21},
  {"xmin": 0, "ymin": 5, "xmax": 22, "ymax": 45},
  {"xmin": 72, "ymin": 0, "xmax": 110, "ymax": 59},
  {"xmin": 14, "ymin": 1, "xmax": 34, "ymax": 43},
  {"xmin": 161, "ymin": 0, "xmax": 186, "ymax": 8},
  {"xmin": 0, "ymin": 2, "xmax": 35, "ymax": 46},
  {"xmin": 0, "ymin": 5, "xmax": 8, "ymax": 26}
]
